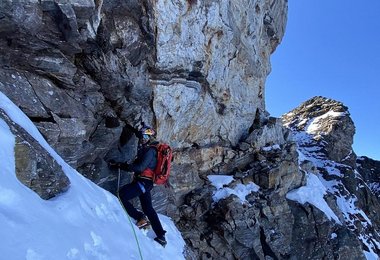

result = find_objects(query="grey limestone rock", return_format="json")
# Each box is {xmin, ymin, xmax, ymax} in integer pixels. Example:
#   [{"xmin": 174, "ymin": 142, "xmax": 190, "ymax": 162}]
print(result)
[{"xmin": 0, "ymin": 110, "xmax": 70, "ymax": 200}]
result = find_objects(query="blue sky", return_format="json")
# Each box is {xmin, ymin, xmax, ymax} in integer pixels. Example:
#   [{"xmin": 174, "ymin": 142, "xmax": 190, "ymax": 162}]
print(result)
[{"xmin": 266, "ymin": 0, "xmax": 380, "ymax": 160}]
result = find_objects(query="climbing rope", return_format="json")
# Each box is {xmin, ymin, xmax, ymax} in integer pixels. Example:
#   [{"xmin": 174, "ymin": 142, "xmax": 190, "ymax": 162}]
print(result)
[{"xmin": 117, "ymin": 168, "xmax": 144, "ymax": 260}]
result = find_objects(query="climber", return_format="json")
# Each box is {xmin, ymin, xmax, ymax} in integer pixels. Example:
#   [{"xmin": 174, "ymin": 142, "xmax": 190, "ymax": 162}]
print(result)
[{"xmin": 109, "ymin": 125, "xmax": 167, "ymax": 247}]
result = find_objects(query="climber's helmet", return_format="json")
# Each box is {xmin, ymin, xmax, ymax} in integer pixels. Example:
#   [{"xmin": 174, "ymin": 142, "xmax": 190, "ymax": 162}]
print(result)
[{"xmin": 138, "ymin": 126, "xmax": 156, "ymax": 144}]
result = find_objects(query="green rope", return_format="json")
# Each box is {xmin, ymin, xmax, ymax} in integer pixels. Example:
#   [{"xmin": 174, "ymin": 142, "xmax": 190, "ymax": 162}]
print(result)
[{"xmin": 117, "ymin": 168, "xmax": 144, "ymax": 260}]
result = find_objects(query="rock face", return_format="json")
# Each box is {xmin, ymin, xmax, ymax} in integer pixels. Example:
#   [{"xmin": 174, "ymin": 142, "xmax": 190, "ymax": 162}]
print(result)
[
  {"xmin": 1, "ymin": 1, "xmax": 380, "ymax": 259},
  {"xmin": 0, "ymin": 110, "xmax": 70, "ymax": 200},
  {"xmin": 357, "ymin": 156, "xmax": 380, "ymax": 198},
  {"xmin": 152, "ymin": 0, "xmax": 287, "ymax": 147},
  {"xmin": 0, "ymin": 0, "xmax": 288, "ymax": 212},
  {"xmin": 0, "ymin": 0, "xmax": 286, "ymax": 181},
  {"xmin": 177, "ymin": 139, "xmax": 304, "ymax": 259}
]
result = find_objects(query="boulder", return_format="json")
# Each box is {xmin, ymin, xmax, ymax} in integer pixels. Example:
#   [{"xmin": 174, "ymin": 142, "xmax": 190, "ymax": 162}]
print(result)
[{"xmin": 0, "ymin": 110, "xmax": 70, "ymax": 200}]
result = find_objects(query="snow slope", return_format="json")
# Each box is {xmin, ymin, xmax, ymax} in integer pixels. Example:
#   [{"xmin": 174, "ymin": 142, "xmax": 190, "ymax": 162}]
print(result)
[{"xmin": 0, "ymin": 91, "xmax": 185, "ymax": 259}]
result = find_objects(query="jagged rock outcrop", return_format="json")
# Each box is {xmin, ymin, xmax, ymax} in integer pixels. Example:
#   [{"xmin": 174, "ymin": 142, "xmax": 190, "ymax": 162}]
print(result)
[
  {"xmin": 0, "ymin": 109, "xmax": 70, "ymax": 200},
  {"xmin": 282, "ymin": 96, "xmax": 356, "ymax": 165},
  {"xmin": 181, "ymin": 143, "xmax": 304, "ymax": 259}
]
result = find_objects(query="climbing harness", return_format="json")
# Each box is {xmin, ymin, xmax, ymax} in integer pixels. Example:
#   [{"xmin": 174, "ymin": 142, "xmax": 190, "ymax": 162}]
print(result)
[{"xmin": 117, "ymin": 168, "xmax": 144, "ymax": 260}]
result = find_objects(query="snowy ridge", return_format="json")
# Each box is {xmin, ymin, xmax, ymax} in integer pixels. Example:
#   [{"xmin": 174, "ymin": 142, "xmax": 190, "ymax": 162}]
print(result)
[
  {"xmin": 0, "ymin": 91, "xmax": 185, "ymax": 259},
  {"xmin": 284, "ymin": 111, "xmax": 380, "ymax": 260}
]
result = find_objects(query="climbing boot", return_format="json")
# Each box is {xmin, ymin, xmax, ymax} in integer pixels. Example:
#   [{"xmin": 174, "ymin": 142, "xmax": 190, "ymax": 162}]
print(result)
[
  {"xmin": 136, "ymin": 217, "xmax": 150, "ymax": 229},
  {"xmin": 154, "ymin": 236, "xmax": 167, "ymax": 247}
]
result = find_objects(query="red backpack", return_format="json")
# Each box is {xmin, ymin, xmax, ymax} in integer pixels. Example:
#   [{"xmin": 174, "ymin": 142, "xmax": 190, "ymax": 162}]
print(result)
[{"xmin": 151, "ymin": 143, "xmax": 173, "ymax": 185}]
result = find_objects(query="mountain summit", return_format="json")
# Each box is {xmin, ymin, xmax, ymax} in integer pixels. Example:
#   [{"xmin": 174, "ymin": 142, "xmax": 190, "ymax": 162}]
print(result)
[{"xmin": 283, "ymin": 96, "xmax": 380, "ymax": 259}]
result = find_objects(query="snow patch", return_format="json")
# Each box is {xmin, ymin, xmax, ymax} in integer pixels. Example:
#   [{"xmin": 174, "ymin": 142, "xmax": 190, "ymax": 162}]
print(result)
[
  {"xmin": 336, "ymin": 196, "xmax": 372, "ymax": 226},
  {"xmin": 286, "ymin": 173, "xmax": 341, "ymax": 224},
  {"xmin": 363, "ymin": 250, "xmax": 379, "ymax": 260},
  {"xmin": 208, "ymin": 175, "xmax": 234, "ymax": 189},
  {"xmin": 305, "ymin": 111, "xmax": 347, "ymax": 135},
  {"xmin": 208, "ymin": 175, "xmax": 259, "ymax": 203},
  {"xmin": 262, "ymin": 144, "xmax": 281, "ymax": 152}
]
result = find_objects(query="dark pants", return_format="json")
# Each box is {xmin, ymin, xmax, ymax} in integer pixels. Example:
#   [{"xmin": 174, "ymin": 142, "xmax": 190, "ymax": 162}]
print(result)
[{"xmin": 119, "ymin": 179, "xmax": 166, "ymax": 238}]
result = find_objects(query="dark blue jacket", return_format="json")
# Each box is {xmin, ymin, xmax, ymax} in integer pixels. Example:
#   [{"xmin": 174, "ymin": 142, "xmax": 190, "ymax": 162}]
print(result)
[
  {"xmin": 129, "ymin": 145, "xmax": 157, "ymax": 174},
  {"xmin": 122, "ymin": 142, "xmax": 158, "ymax": 180}
]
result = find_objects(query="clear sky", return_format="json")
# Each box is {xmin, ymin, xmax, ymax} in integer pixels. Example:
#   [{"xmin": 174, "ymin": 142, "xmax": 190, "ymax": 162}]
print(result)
[{"xmin": 266, "ymin": 0, "xmax": 380, "ymax": 160}]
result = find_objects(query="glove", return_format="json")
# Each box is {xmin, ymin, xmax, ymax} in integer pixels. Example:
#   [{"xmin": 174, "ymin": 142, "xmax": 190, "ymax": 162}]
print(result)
[
  {"xmin": 120, "ymin": 163, "xmax": 131, "ymax": 171},
  {"xmin": 108, "ymin": 160, "xmax": 121, "ymax": 170}
]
